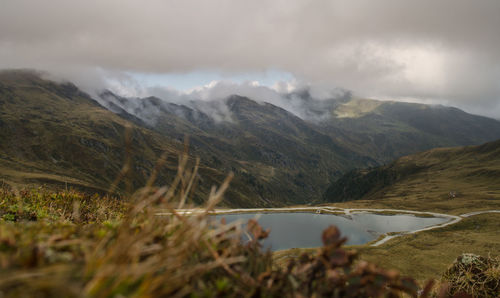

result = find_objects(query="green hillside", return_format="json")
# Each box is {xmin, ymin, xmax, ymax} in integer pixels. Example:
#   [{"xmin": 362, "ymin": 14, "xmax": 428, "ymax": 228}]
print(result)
[
  {"xmin": 324, "ymin": 139, "xmax": 500, "ymax": 213},
  {"xmin": 0, "ymin": 70, "xmax": 256, "ymax": 206}
]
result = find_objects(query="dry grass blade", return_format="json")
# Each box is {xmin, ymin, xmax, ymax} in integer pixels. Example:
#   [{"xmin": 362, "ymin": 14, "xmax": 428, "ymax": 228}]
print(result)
[
  {"xmin": 108, "ymin": 124, "xmax": 133, "ymax": 195},
  {"xmin": 442, "ymin": 253, "xmax": 499, "ymax": 297}
]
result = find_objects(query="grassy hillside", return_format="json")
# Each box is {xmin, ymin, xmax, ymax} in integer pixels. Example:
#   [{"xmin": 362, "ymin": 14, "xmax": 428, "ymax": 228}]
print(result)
[
  {"xmin": 324, "ymin": 139, "xmax": 500, "ymax": 214},
  {"xmin": 0, "ymin": 70, "xmax": 260, "ymax": 207},
  {"xmin": 356, "ymin": 213, "xmax": 500, "ymax": 282}
]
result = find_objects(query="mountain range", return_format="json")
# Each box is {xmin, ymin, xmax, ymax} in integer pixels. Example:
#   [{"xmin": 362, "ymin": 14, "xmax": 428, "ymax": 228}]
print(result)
[{"xmin": 1, "ymin": 69, "xmax": 500, "ymax": 207}]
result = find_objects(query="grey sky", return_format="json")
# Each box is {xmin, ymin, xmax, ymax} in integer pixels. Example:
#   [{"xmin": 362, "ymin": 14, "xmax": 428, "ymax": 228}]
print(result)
[{"xmin": 1, "ymin": 0, "xmax": 499, "ymax": 117}]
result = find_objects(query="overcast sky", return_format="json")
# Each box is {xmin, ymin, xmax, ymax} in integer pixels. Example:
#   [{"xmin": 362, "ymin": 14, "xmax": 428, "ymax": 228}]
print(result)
[{"xmin": 1, "ymin": 0, "xmax": 499, "ymax": 118}]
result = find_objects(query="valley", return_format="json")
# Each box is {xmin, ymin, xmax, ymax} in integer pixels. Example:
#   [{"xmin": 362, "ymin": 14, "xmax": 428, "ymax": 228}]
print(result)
[{"xmin": 1, "ymin": 69, "xmax": 499, "ymax": 292}]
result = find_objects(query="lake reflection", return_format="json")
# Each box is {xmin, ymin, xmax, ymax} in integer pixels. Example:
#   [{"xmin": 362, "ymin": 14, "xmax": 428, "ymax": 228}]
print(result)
[{"xmin": 214, "ymin": 212, "xmax": 448, "ymax": 251}]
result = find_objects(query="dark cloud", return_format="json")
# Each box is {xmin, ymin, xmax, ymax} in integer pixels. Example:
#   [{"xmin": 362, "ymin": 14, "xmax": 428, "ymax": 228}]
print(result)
[{"xmin": 1, "ymin": 0, "xmax": 499, "ymax": 117}]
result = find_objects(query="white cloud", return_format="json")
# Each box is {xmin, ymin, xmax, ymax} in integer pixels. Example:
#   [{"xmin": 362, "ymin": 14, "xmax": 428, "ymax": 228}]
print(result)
[{"xmin": 1, "ymin": 0, "xmax": 499, "ymax": 117}]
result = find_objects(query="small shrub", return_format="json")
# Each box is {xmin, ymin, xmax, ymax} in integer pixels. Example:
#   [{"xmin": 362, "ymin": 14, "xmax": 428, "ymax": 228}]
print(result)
[{"xmin": 442, "ymin": 253, "xmax": 500, "ymax": 297}]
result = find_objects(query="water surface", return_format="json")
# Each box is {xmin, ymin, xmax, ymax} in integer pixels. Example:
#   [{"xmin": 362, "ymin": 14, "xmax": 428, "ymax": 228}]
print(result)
[{"xmin": 214, "ymin": 212, "xmax": 448, "ymax": 251}]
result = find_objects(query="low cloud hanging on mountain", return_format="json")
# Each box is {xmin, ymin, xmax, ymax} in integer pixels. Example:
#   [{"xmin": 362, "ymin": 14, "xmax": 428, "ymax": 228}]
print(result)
[{"xmin": 97, "ymin": 80, "xmax": 350, "ymax": 124}]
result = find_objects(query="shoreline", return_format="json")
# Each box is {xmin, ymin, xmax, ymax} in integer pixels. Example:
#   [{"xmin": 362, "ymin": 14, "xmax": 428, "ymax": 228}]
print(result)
[{"xmin": 157, "ymin": 207, "xmax": 500, "ymax": 248}]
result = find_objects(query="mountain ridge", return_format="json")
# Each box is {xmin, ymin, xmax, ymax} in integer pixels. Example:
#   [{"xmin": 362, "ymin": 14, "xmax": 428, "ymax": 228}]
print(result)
[
  {"xmin": 99, "ymin": 85, "xmax": 500, "ymax": 165},
  {"xmin": 2, "ymin": 69, "xmax": 500, "ymax": 207}
]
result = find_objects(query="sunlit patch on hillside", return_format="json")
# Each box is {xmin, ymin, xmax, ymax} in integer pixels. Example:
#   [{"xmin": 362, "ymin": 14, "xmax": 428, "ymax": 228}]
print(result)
[{"xmin": 333, "ymin": 98, "xmax": 384, "ymax": 118}]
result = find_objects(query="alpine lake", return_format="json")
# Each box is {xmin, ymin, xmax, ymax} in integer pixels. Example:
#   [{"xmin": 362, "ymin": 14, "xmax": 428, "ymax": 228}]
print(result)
[{"xmin": 213, "ymin": 212, "xmax": 450, "ymax": 251}]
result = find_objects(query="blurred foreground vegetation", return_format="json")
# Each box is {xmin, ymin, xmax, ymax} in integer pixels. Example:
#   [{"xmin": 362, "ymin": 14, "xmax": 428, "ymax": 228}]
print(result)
[{"xmin": 0, "ymin": 159, "xmax": 497, "ymax": 297}]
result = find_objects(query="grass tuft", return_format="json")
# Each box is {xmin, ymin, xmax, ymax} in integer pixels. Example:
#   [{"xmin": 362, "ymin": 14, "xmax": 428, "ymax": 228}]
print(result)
[{"xmin": 442, "ymin": 253, "xmax": 500, "ymax": 297}]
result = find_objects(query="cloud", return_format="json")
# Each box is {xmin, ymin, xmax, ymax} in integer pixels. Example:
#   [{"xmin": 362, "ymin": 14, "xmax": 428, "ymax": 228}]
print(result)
[
  {"xmin": 106, "ymin": 79, "xmax": 348, "ymax": 123},
  {"xmin": 1, "ymin": 0, "xmax": 499, "ymax": 117}
]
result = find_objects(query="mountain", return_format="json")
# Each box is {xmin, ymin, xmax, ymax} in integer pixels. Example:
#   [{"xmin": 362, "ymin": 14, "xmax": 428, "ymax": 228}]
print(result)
[
  {"xmin": 101, "ymin": 89, "xmax": 500, "ymax": 166},
  {"xmin": 0, "ymin": 71, "xmax": 188, "ymax": 190},
  {"xmin": 323, "ymin": 138, "xmax": 500, "ymax": 208},
  {"xmin": 98, "ymin": 91, "xmax": 375, "ymax": 206},
  {"xmin": 318, "ymin": 98, "xmax": 500, "ymax": 163},
  {"xmin": 2, "ymin": 69, "xmax": 500, "ymax": 208},
  {"xmin": 99, "ymin": 88, "xmax": 500, "ymax": 204},
  {"xmin": 0, "ymin": 70, "xmax": 256, "ymax": 207},
  {"xmin": 0, "ymin": 70, "xmax": 370, "ymax": 207}
]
